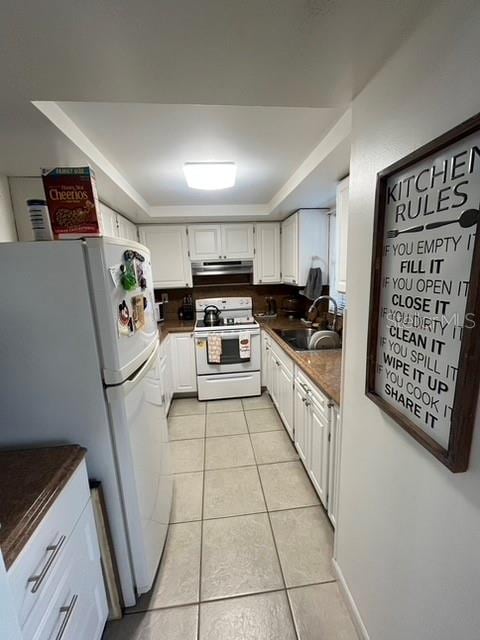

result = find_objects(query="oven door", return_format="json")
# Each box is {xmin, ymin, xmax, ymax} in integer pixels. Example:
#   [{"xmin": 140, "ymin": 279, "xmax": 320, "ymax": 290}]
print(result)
[{"xmin": 195, "ymin": 329, "xmax": 261, "ymax": 374}]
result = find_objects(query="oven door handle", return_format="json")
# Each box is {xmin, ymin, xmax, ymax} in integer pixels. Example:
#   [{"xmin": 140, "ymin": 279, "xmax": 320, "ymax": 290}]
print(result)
[{"xmin": 196, "ymin": 331, "xmax": 260, "ymax": 339}]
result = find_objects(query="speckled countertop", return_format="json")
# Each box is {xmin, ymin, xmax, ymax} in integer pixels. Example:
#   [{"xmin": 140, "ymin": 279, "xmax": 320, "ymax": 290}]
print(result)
[
  {"xmin": 257, "ymin": 317, "xmax": 343, "ymax": 406},
  {"xmin": 0, "ymin": 445, "xmax": 86, "ymax": 570},
  {"xmin": 158, "ymin": 319, "xmax": 194, "ymax": 342},
  {"xmin": 157, "ymin": 316, "xmax": 343, "ymax": 406}
]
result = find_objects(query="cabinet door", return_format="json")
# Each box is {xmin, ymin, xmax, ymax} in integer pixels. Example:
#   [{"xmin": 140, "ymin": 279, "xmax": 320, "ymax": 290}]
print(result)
[
  {"xmin": 188, "ymin": 225, "xmax": 222, "ymax": 260},
  {"xmin": 221, "ymin": 224, "xmax": 254, "ymax": 259},
  {"xmin": 119, "ymin": 216, "xmax": 138, "ymax": 242},
  {"xmin": 268, "ymin": 348, "xmax": 279, "ymax": 406},
  {"xmin": 170, "ymin": 333, "xmax": 197, "ymax": 393},
  {"xmin": 139, "ymin": 226, "xmax": 192, "ymax": 288},
  {"xmin": 261, "ymin": 333, "xmax": 270, "ymax": 388},
  {"xmin": 100, "ymin": 204, "xmax": 118, "ymax": 238},
  {"xmin": 335, "ymin": 177, "xmax": 349, "ymax": 293},
  {"xmin": 309, "ymin": 400, "xmax": 330, "ymax": 508},
  {"xmin": 327, "ymin": 405, "xmax": 341, "ymax": 527},
  {"xmin": 277, "ymin": 363, "xmax": 294, "ymax": 440},
  {"xmin": 164, "ymin": 349, "xmax": 173, "ymax": 414},
  {"xmin": 294, "ymin": 382, "xmax": 308, "ymax": 464},
  {"xmin": 280, "ymin": 214, "xmax": 298, "ymax": 284},
  {"xmin": 254, "ymin": 223, "xmax": 280, "ymax": 284}
]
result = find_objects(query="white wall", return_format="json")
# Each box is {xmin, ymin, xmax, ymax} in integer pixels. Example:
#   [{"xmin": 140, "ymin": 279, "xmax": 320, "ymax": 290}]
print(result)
[
  {"xmin": 0, "ymin": 175, "xmax": 17, "ymax": 242},
  {"xmin": 336, "ymin": 2, "xmax": 480, "ymax": 639}
]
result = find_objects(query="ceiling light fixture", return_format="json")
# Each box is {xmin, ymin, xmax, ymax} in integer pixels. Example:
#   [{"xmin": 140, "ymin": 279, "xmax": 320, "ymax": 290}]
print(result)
[{"xmin": 183, "ymin": 162, "xmax": 236, "ymax": 190}]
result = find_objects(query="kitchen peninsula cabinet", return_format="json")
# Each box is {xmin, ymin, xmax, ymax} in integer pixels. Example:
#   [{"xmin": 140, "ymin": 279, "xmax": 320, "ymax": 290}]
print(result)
[{"xmin": 4, "ymin": 449, "xmax": 108, "ymax": 640}]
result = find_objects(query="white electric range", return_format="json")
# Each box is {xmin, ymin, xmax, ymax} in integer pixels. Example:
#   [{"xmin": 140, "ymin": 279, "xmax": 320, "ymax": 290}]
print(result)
[{"xmin": 194, "ymin": 297, "xmax": 261, "ymax": 400}]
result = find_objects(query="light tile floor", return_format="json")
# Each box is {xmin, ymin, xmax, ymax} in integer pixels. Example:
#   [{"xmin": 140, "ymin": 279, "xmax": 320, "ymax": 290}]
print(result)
[{"xmin": 103, "ymin": 392, "xmax": 358, "ymax": 640}]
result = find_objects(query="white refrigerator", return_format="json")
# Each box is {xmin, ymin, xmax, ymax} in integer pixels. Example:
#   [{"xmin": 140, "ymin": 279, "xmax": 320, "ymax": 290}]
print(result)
[{"xmin": 0, "ymin": 238, "xmax": 172, "ymax": 606}]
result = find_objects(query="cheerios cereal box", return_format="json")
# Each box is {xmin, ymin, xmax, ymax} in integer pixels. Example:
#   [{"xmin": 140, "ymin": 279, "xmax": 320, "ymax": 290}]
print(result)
[{"xmin": 41, "ymin": 166, "xmax": 104, "ymax": 238}]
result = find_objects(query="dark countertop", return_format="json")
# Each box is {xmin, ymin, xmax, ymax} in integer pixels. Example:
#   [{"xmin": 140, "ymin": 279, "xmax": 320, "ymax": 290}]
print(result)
[
  {"xmin": 0, "ymin": 445, "xmax": 86, "ymax": 570},
  {"xmin": 257, "ymin": 317, "xmax": 343, "ymax": 406},
  {"xmin": 158, "ymin": 319, "xmax": 195, "ymax": 343}
]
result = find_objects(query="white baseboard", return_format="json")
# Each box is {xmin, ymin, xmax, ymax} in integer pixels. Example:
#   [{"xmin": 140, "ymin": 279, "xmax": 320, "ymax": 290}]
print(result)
[{"xmin": 333, "ymin": 559, "xmax": 370, "ymax": 640}]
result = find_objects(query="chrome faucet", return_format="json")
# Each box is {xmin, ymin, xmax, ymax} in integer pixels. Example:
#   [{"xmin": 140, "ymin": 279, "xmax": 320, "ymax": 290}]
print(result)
[{"xmin": 308, "ymin": 295, "xmax": 338, "ymax": 332}]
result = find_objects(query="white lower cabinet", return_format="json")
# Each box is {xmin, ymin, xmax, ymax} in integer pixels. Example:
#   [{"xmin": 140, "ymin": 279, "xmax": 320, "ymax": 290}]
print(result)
[
  {"xmin": 294, "ymin": 370, "xmax": 330, "ymax": 509},
  {"xmin": 293, "ymin": 380, "xmax": 309, "ymax": 465},
  {"xmin": 159, "ymin": 336, "xmax": 173, "ymax": 414},
  {"xmin": 309, "ymin": 397, "xmax": 330, "ymax": 508},
  {"xmin": 261, "ymin": 331, "xmax": 271, "ymax": 389},
  {"xmin": 276, "ymin": 362, "xmax": 294, "ymax": 440},
  {"xmin": 261, "ymin": 331, "xmax": 342, "ymax": 525},
  {"xmin": 8, "ymin": 460, "xmax": 107, "ymax": 640},
  {"xmin": 169, "ymin": 333, "xmax": 197, "ymax": 393},
  {"xmin": 327, "ymin": 404, "xmax": 342, "ymax": 528},
  {"xmin": 268, "ymin": 341, "xmax": 294, "ymax": 440}
]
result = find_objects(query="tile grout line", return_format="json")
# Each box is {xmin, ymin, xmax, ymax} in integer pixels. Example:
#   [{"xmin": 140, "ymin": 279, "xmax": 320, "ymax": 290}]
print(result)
[
  {"xmin": 123, "ymin": 578, "xmax": 339, "ymax": 617},
  {"xmin": 171, "ymin": 502, "xmax": 323, "ymax": 526},
  {"xmin": 170, "ymin": 425, "xmax": 283, "ymax": 442},
  {"xmin": 243, "ymin": 401, "xmax": 300, "ymax": 640}
]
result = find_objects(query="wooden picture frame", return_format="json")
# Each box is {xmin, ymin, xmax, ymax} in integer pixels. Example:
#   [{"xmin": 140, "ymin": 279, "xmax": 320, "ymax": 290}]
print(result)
[{"xmin": 366, "ymin": 112, "xmax": 480, "ymax": 472}]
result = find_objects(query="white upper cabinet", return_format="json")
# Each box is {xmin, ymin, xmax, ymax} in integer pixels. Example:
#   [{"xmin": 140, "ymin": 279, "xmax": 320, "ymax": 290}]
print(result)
[
  {"xmin": 280, "ymin": 214, "xmax": 298, "ymax": 284},
  {"xmin": 220, "ymin": 224, "xmax": 254, "ymax": 259},
  {"xmin": 100, "ymin": 203, "xmax": 118, "ymax": 238},
  {"xmin": 117, "ymin": 214, "xmax": 138, "ymax": 242},
  {"xmin": 139, "ymin": 225, "xmax": 192, "ymax": 288},
  {"xmin": 188, "ymin": 223, "xmax": 254, "ymax": 260},
  {"xmin": 254, "ymin": 223, "xmax": 281, "ymax": 284},
  {"xmin": 99, "ymin": 204, "xmax": 137, "ymax": 242},
  {"xmin": 188, "ymin": 225, "xmax": 223, "ymax": 260},
  {"xmin": 280, "ymin": 209, "xmax": 329, "ymax": 287},
  {"xmin": 335, "ymin": 176, "xmax": 349, "ymax": 293}
]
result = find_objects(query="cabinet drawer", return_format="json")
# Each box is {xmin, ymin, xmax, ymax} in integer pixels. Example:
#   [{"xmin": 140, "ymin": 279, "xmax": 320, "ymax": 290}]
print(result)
[
  {"xmin": 295, "ymin": 370, "xmax": 330, "ymax": 417},
  {"xmin": 9, "ymin": 461, "xmax": 90, "ymax": 629},
  {"xmin": 270, "ymin": 341, "xmax": 294, "ymax": 376},
  {"xmin": 25, "ymin": 499, "xmax": 107, "ymax": 640}
]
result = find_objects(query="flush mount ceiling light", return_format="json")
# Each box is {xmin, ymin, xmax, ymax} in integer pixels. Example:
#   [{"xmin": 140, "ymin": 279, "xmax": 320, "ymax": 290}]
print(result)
[{"xmin": 183, "ymin": 162, "xmax": 236, "ymax": 190}]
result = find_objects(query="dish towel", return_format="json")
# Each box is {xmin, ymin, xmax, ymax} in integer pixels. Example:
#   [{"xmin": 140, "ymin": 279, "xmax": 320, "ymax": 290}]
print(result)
[
  {"xmin": 303, "ymin": 267, "xmax": 323, "ymax": 300},
  {"xmin": 207, "ymin": 335, "xmax": 222, "ymax": 364},
  {"xmin": 239, "ymin": 332, "xmax": 251, "ymax": 359}
]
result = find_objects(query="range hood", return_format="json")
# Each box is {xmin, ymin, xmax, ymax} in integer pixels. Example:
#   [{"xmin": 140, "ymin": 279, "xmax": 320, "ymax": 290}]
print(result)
[{"xmin": 191, "ymin": 260, "xmax": 253, "ymax": 276}]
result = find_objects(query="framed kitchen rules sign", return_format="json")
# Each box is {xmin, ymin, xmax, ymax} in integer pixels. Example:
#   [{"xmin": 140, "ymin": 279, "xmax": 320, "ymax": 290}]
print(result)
[{"xmin": 366, "ymin": 113, "xmax": 480, "ymax": 472}]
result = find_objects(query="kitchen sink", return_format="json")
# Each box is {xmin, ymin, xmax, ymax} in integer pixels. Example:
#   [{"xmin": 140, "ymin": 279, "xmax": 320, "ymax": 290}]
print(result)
[{"xmin": 273, "ymin": 328, "xmax": 341, "ymax": 351}]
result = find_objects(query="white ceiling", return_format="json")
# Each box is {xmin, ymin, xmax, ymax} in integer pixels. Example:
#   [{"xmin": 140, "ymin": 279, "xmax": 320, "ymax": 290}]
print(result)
[
  {"xmin": 56, "ymin": 102, "xmax": 342, "ymax": 206},
  {"xmin": 0, "ymin": 0, "xmax": 438, "ymax": 221}
]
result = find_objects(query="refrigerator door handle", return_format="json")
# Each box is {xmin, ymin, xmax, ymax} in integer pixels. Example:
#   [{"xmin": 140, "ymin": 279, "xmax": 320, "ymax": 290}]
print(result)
[{"xmin": 110, "ymin": 341, "xmax": 159, "ymax": 397}]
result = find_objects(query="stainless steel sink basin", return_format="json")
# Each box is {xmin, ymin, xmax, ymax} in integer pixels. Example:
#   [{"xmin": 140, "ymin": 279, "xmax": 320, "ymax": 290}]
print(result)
[{"xmin": 273, "ymin": 328, "xmax": 341, "ymax": 351}]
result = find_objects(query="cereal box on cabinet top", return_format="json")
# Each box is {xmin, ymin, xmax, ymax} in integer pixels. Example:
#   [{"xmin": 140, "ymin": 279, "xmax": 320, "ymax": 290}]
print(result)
[{"xmin": 41, "ymin": 166, "xmax": 104, "ymax": 238}]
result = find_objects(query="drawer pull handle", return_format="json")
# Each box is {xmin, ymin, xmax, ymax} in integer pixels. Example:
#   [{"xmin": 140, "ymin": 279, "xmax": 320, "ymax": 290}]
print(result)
[
  {"xmin": 28, "ymin": 535, "xmax": 66, "ymax": 593},
  {"xmin": 56, "ymin": 594, "xmax": 78, "ymax": 640}
]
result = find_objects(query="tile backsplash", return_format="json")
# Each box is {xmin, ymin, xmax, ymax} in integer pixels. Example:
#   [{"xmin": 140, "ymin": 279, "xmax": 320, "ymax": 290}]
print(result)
[{"xmin": 154, "ymin": 283, "xmax": 330, "ymax": 321}]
